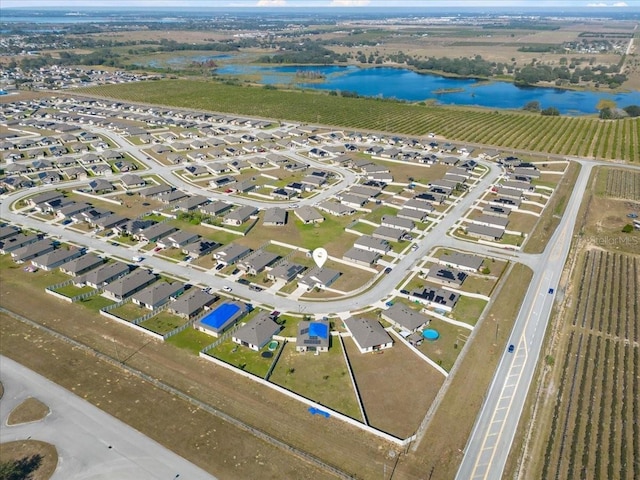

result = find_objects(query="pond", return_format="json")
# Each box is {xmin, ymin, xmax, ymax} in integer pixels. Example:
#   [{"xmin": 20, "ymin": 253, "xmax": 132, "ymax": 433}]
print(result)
[{"xmin": 215, "ymin": 64, "xmax": 640, "ymax": 115}]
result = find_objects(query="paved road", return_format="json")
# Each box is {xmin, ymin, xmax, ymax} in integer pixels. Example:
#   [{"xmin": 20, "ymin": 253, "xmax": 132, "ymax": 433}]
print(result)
[
  {"xmin": 0, "ymin": 355, "xmax": 216, "ymax": 480},
  {"xmin": 455, "ymin": 162, "xmax": 594, "ymax": 480}
]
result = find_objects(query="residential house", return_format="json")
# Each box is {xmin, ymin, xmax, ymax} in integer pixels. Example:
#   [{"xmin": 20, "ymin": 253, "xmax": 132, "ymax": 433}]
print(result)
[
  {"xmin": 195, "ymin": 301, "xmax": 248, "ymax": 337},
  {"xmin": 381, "ymin": 303, "xmax": 430, "ymax": 333},
  {"xmin": 439, "ymin": 252, "xmax": 484, "ymax": 272},
  {"xmin": 267, "ymin": 262, "xmax": 306, "ymax": 283},
  {"xmin": 169, "ymin": 289, "xmax": 217, "ymax": 319},
  {"xmin": 88, "ymin": 178, "xmax": 115, "ymax": 194},
  {"xmin": 343, "ymin": 247, "xmax": 379, "ymax": 267},
  {"xmin": 222, "ymin": 206, "xmax": 257, "ymax": 226},
  {"xmin": 59, "ymin": 253, "xmax": 104, "ymax": 277},
  {"xmin": 76, "ymin": 262, "xmax": 130, "ymax": 289},
  {"xmin": 11, "ymin": 239, "xmax": 55, "ymax": 263},
  {"xmin": 237, "ymin": 250, "xmax": 279, "ymax": 276},
  {"xmin": 354, "ymin": 235, "xmax": 391, "ymax": 255},
  {"xmin": 182, "ymin": 240, "xmax": 220, "ymax": 258},
  {"xmin": 426, "ymin": 266, "xmax": 467, "ymax": 287},
  {"xmin": 102, "ymin": 268, "xmax": 156, "ymax": 301},
  {"xmin": 200, "ymin": 201, "xmax": 232, "ymax": 217},
  {"xmin": 31, "ymin": 247, "xmax": 83, "ymax": 271},
  {"xmin": 296, "ymin": 320, "xmax": 330, "ymax": 353},
  {"xmin": 157, "ymin": 231, "xmax": 200, "ymax": 249},
  {"xmin": 139, "ymin": 184, "xmax": 173, "ymax": 198},
  {"xmin": 410, "ymin": 286, "xmax": 460, "ymax": 312},
  {"xmin": 213, "ymin": 243, "xmax": 252, "ymax": 266},
  {"xmin": 317, "ymin": 200, "xmax": 355, "ymax": 217},
  {"xmin": 298, "ymin": 267, "xmax": 341, "ymax": 290},
  {"xmin": 131, "ymin": 281, "xmax": 184, "ymax": 310},
  {"xmin": 263, "ymin": 207, "xmax": 287, "ymax": 226},
  {"xmin": 372, "ymin": 226, "xmax": 404, "ymax": 243},
  {"xmin": 343, "ymin": 317, "xmax": 393, "ymax": 354},
  {"xmin": 175, "ymin": 195, "xmax": 209, "ymax": 212},
  {"xmin": 232, "ymin": 312, "xmax": 281, "ymax": 351},
  {"xmin": 93, "ymin": 213, "xmax": 127, "ymax": 232},
  {"xmin": 381, "ymin": 215, "xmax": 414, "ymax": 232},
  {"xmin": 470, "ymin": 214, "xmax": 510, "ymax": 230},
  {"xmin": 135, "ymin": 223, "xmax": 178, "ymax": 243},
  {"xmin": 0, "ymin": 234, "xmax": 40, "ymax": 254},
  {"xmin": 294, "ymin": 206, "xmax": 324, "ymax": 225},
  {"xmin": 465, "ymin": 224, "xmax": 505, "ymax": 241},
  {"xmin": 120, "ymin": 174, "xmax": 145, "ymax": 189}
]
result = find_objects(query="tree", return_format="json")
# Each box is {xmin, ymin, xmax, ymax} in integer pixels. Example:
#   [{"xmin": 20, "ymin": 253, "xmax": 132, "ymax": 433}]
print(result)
[
  {"xmin": 623, "ymin": 105, "xmax": 640, "ymax": 117},
  {"xmin": 599, "ymin": 107, "xmax": 613, "ymax": 119},
  {"xmin": 541, "ymin": 107, "xmax": 560, "ymax": 116},
  {"xmin": 523, "ymin": 101, "xmax": 541, "ymax": 112},
  {"xmin": 621, "ymin": 224, "xmax": 634, "ymax": 233}
]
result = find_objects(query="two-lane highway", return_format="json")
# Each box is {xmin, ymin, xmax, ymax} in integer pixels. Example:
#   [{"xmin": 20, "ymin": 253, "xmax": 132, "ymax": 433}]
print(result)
[{"xmin": 455, "ymin": 162, "xmax": 594, "ymax": 480}]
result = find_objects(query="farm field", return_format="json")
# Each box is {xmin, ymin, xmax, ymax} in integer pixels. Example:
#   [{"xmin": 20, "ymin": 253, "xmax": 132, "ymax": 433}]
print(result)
[
  {"xmin": 525, "ymin": 250, "xmax": 639, "ymax": 480},
  {"xmin": 81, "ymin": 80, "xmax": 640, "ymax": 162},
  {"xmin": 603, "ymin": 169, "xmax": 640, "ymax": 200}
]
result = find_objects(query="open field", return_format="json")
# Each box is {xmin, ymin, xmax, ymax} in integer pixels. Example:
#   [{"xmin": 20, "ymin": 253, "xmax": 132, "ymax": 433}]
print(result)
[
  {"xmin": 522, "ymin": 249, "xmax": 639, "ymax": 480},
  {"xmin": 81, "ymin": 80, "xmax": 640, "ymax": 162}
]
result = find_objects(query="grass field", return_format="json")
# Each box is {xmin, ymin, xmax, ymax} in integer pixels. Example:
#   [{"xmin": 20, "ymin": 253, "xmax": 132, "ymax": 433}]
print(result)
[
  {"xmin": 269, "ymin": 341, "xmax": 362, "ymax": 420},
  {"xmin": 81, "ymin": 80, "xmax": 640, "ymax": 162},
  {"xmin": 415, "ymin": 318, "xmax": 470, "ymax": 372},
  {"xmin": 208, "ymin": 338, "xmax": 276, "ymax": 378}
]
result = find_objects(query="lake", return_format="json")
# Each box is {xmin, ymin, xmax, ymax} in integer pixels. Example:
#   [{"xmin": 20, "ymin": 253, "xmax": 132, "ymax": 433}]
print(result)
[{"xmin": 215, "ymin": 64, "xmax": 640, "ymax": 116}]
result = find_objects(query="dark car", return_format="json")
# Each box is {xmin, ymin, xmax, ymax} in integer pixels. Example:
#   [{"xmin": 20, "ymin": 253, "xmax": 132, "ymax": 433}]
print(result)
[
  {"xmin": 508, "ymin": 344, "xmax": 515, "ymax": 353},
  {"xmin": 548, "ymin": 288, "xmax": 554, "ymax": 294},
  {"xmin": 215, "ymin": 263, "xmax": 224, "ymax": 271},
  {"xmin": 384, "ymin": 267, "xmax": 392, "ymax": 274}
]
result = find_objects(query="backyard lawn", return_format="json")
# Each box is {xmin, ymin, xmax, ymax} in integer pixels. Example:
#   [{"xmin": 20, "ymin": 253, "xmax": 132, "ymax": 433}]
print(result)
[
  {"xmin": 165, "ymin": 327, "xmax": 215, "ymax": 354},
  {"xmin": 139, "ymin": 311, "xmax": 189, "ymax": 335},
  {"xmin": 269, "ymin": 341, "xmax": 361, "ymax": 420},
  {"xmin": 209, "ymin": 338, "xmax": 277, "ymax": 378}
]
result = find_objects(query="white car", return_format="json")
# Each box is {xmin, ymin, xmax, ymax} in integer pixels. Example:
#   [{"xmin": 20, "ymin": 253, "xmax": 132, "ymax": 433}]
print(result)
[{"xmin": 223, "ymin": 286, "xmax": 232, "ymax": 292}]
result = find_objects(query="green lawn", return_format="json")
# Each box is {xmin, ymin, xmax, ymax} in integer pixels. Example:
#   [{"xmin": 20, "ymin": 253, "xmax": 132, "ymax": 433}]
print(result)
[
  {"xmin": 77, "ymin": 295, "xmax": 116, "ymax": 312},
  {"xmin": 362, "ymin": 205, "xmax": 400, "ymax": 224},
  {"xmin": 109, "ymin": 302, "xmax": 149, "ymax": 321},
  {"xmin": 53, "ymin": 284, "xmax": 95, "ymax": 298},
  {"xmin": 348, "ymin": 222, "xmax": 376, "ymax": 235},
  {"xmin": 139, "ymin": 312, "xmax": 189, "ymax": 335},
  {"xmin": 209, "ymin": 338, "xmax": 276, "ymax": 378},
  {"xmin": 166, "ymin": 327, "xmax": 216, "ymax": 354},
  {"xmin": 269, "ymin": 341, "xmax": 361, "ymax": 420},
  {"xmin": 416, "ymin": 318, "xmax": 469, "ymax": 372},
  {"xmin": 451, "ymin": 296, "xmax": 488, "ymax": 326}
]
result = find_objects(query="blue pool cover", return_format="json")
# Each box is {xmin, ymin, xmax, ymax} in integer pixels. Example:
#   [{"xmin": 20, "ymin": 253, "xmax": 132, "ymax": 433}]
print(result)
[
  {"xmin": 308, "ymin": 322, "xmax": 329, "ymax": 339},
  {"xmin": 200, "ymin": 303, "xmax": 241, "ymax": 329}
]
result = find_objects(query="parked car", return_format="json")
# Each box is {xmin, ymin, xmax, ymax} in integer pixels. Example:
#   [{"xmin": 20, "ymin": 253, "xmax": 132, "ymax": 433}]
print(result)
[
  {"xmin": 223, "ymin": 286, "xmax": 232, "ymax": 292},
  {"xmin": 384, "ymin": 267, "xmax": 393, "ymax": 274},
  {"xmin": 215, "ymin": 263, "xmax": 224, "ymax": 271}
]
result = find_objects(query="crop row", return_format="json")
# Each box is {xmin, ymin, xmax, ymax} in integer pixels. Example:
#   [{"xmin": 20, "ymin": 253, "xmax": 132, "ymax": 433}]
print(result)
[
  {"xmin": 81, "ymin": 80, "xmax": 640, "ymax": 162},
  {"xmin": 572, "ymin": 250, "xmax": 639, "ymax": 342},
  {"xmin": 604, "ymin": 169, "xmax": 640, "ymax": 200},
  {"xmin": 541, "ymin": 332, "xmax": 638, "ymax": 480}
]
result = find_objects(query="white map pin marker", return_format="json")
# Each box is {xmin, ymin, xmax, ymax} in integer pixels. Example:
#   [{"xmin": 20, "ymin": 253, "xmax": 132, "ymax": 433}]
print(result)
[{"xmin": 312, "ymin": 248, "xmax": 328, "ymax": 269}]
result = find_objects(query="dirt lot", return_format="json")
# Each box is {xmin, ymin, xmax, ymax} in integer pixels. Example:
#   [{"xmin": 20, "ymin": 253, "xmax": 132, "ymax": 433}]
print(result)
[{"xmin": 343, "ymin": 335, "xmax": 444, "ymax": 440}]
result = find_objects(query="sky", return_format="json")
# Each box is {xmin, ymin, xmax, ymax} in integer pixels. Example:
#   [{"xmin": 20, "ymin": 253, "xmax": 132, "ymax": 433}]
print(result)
[{"xmin": 1, "ymin": 0, "xmax": 637, "ymax": 8}]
